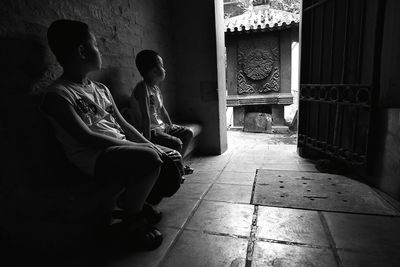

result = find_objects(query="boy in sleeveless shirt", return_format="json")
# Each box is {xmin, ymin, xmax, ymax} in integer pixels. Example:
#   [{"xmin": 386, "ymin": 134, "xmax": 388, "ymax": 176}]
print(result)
[
  {"xmin": 41, "ymin": 20, "xmax": 172, "ymax": 250},
  {"xmin": 129, "ymin": 50, "xmax": 194, "ymax": 174}
]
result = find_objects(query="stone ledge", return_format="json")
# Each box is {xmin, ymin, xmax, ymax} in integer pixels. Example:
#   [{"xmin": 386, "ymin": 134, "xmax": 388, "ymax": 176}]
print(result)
[
  {"xmin": 272, "ymin": 125, "xmax": 290, "ymax": 133},
  {"xmin": 227, "ymin": 93, "xmax": 293, "ymax": 106}
]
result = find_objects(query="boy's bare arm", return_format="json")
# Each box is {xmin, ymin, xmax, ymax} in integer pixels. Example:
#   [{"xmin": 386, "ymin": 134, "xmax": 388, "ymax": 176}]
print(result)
[
  {"xmin": 136, "ymin": 83, "xmax": 151, "ymax": 139},
  {"xmin": 42, "ymin": 93, "xmax": 135, "ymax": 148},
  {"xmin": 160, "ymin": 106, "xmax": 172, "ymax": 126},
  {"xmin": 109, "ymin": 95, "xmax": 149, "ymax": 143}
]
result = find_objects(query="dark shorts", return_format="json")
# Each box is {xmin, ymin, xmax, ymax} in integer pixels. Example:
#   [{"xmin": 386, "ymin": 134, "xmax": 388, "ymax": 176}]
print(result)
[
  {"xmin": 94, "ymin": 144, "xmax": 163, "ymax": 185},
  {"xmin": 151, "ymin": 124, "xmax": 194, "ymax": 156}
]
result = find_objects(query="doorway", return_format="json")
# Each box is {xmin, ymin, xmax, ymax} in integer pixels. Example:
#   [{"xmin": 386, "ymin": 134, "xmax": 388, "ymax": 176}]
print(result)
[{"xmin": 222, "ymin": 0, "xmax": 301, "ymax": 146}]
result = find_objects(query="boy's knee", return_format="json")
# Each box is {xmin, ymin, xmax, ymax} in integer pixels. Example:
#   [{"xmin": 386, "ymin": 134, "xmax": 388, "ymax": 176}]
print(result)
[
  {"xmin": 170, "ymin": 138, "xmax": 183, "ymax": 152},
  {"xmin": 142, "ymin": 149, "xmax": 163, "ymax": 169}
]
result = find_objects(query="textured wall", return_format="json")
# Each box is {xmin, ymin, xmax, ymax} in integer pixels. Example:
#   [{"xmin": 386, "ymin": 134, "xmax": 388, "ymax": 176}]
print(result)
[
  {"xmin": 0, "ymin": 0, "xmax": 176, "ymax": 112},
  {"xmin": 370, "ymin": 0, "xmax": 400, "ymax": 200},
  {"xmin": 371, "ymin": 109, "xmax": 400, "ymax": 200}
]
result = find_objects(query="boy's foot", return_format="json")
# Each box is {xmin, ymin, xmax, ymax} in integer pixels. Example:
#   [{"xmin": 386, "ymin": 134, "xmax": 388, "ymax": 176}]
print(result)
[
  {"xmin": 116, "ymin": 215, "xmax": 163, "ymax": 251},
  {"xmin": 129, "ymin": 223, "xmax": 163, "ymax": 251},
  {"xmin": 142, "ymin": 203, "xmax": 163, "ymax": 225},
  {"xmin": 126, "ymin": 215, "xmax": 163, "ymax": 250},
  {"xmin": 184, "ymin": 165, "xmax": 194, "ymax": 175}
]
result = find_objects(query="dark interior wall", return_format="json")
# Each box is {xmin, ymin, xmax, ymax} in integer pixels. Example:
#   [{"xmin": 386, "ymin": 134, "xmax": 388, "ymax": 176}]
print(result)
[
  {"xmin": 0, "ymin": 0, "xmax": 177, "ymax": 113},
  {"xmin": 171, "ymin": 0, "xmax": 227, "ymax": 154},
  {"xmin": 370, "ymin": 0, "xmax": 400, "ymax": 200}
]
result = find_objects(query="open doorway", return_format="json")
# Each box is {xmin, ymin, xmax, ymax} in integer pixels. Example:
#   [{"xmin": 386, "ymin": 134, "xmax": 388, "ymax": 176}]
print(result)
[{"xmin": 223, "ymin": 0, "xmax": 300, "ymax": 146}]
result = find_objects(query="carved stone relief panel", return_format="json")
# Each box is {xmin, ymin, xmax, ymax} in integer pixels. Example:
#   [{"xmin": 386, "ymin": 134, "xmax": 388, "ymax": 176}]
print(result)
[{"xmin": 237, "ymin": 35, "xmax": 280, "ymax": 95}]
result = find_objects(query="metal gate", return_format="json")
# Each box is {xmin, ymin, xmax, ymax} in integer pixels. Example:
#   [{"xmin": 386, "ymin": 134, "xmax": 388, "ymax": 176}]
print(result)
[{"xmin": 298, "ymin": 0, "xmax": 386, "ymax": 174}]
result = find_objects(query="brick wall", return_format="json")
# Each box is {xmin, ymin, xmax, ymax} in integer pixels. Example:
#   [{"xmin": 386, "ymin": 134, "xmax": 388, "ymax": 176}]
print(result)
[{"xmin": 0, "ymin": 0, "xmax": 177, "ymax": 112}]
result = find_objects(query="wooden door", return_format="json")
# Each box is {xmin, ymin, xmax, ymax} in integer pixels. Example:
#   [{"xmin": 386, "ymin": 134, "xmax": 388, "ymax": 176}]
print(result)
[{"xmin": 298, "ymin": 0, "xmax": 386, "ymax": 175}]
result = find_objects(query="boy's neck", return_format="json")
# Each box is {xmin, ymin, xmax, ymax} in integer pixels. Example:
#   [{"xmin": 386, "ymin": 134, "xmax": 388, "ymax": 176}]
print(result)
[
  {"xmin": 144, "ymin": 78, "xmax": 157, "ymax": 87},
  {"xmin": 61, "ymin": 68, "xmax": 89, "ymax": 85}
]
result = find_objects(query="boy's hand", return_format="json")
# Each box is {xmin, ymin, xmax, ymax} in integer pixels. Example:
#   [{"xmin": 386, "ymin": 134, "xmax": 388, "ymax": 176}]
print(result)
[
  {"xmin": 165, "ymin": 123, "xmax": 173, "ymax": 131},
  {"xmin": 166, "ymin": 123, "xmax": 178, "ymax": 131},
  {"xmin": 151, "ymin": 143, "xmax": 168, "ymax": 157},
  {"xmin": 129, "ymin": 142, "xmax": 166, "ymax": 157}
]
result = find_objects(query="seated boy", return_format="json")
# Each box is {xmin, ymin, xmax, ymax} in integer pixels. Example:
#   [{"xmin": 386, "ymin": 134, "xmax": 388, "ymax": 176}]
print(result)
[
  {"xmin": 129, "ymin": 50, "xmax": 194, "ymax": 174},
  {"xmin": 41, "ymin": 20, "xmax": 177, "ymax": 250}
]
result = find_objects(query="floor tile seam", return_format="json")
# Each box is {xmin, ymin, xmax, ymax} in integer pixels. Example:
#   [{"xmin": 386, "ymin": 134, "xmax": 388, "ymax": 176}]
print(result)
[
  {"xmin": 168, "ymin": 196, "xmax": 205, "ymax": 201},
  {"xmin": 157, "ymin": 182, "xmax": 215, "ymax": 267},
  {"xmin": 211, "ymin": 181, "xmax": 255, "ymax": 187},
  {"xmin": 202, "ymin": 198, "xmax": 252, "ymax": 205},
  {"xmin": 250, "ymin": 169, "xmax": 259, "ymax": 204},
  {"xmin": 258, "ymin": 168, "xmax": 318, "ymax": 172},
  {"xmin": 184, "ymin": 181, "xmax": 215, "ymax": 184},
  {"xmin": 253, "ymin": 204, "xmax": 400, "ymax": 217},
  {"xmin": 223, "ymin": 170, "xmax": 262, "ymax": 173},
  {"xmin": 255, "ymin": 237, "xmax": 332, "ymax": 250},
  {"xmin": 200, "ymin": 198, "xmax": 253, "ymax": 206},
  {"xmin": 181, "ymin": 228, "xmax": 249, "ymax": 240},
  {"xmin": 245, "ymin": 205, "xmax": 259, "ymax": 267},
  {"xmin": 214, "ymin": 181, "xmax": 254, "ymax": 186},
  {"xmin": 318, "ymin": 211, "xmax": 344, "ymax": 267},
  {"xmin": 370, "ymin": 188, "xmax": 400, "ymax": 215}
]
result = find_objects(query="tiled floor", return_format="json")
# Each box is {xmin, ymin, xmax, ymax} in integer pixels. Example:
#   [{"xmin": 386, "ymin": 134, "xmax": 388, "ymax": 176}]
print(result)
[{"xmin": 107, "ymin": 131, "xmax": 400, "ymax": 267}]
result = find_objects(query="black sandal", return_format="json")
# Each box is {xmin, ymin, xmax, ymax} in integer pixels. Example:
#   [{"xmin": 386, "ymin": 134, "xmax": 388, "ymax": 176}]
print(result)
[
  {"xmin": 127, "ymin": 222, "xmax": 163, "ymax": 251},
  {"xmin": 184, "ymin": 165, "xmax": 194, "ymax": 175},
  {"xmin": 114, "ymin": 215, "xmax": 163, "ymax": 251}
]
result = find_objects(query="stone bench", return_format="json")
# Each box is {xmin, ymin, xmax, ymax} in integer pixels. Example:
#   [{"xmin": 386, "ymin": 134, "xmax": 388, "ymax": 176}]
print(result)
[{"xmin": 178, "ymin": 122, "xmax": 203, "ymax": 159}]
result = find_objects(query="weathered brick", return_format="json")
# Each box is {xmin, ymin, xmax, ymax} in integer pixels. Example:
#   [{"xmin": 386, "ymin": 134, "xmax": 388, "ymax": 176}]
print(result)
[{"xmin": 0, "ymin": 0, "xmax": 175, "ymax": 113}]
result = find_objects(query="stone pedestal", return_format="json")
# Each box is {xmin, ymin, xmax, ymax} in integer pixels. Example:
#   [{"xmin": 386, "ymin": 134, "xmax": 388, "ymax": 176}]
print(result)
[
  {"xmin": 233, "ymin": 106, "xmax": 245, "ymax": 127},
  {"xmin": 244, "ymin": 112, "xmax": 272, "ymax": 133},
  {"xmin": 271, "ymin": 105, "xmax": 285, "ymax": 125}
]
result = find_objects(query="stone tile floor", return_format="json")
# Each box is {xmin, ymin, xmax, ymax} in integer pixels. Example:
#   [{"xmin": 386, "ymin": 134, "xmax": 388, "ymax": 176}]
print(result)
[{"xmin": 108, "ymin": 131, "xmax": 400, "ymax": 267}]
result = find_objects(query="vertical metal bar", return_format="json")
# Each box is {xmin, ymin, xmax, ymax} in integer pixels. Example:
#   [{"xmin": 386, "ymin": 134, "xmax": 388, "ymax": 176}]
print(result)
[
  {"xmin": 328, "ymin": 0, "xmax": 336, "ymax": 82},
  {"xmin": 333, "ymin": 1, "xmax": 350, "ymax": 149},
  {"xmin": 316, "ymin": 5, "xmax": 326, "ymax": 141},
  {"xmin": 325, "ymin": 100, "xmax": 331, "ymax": 145},
  {"xmin": 308, "ymin": 0, "xmax": 315, "ymax": 83},
  {"xmin": 340, "ymin": 0, "xmax": 350, "ymax": 83},
  {"xmin": 326, "ymin": 1, "xmax": 335, "ymax": 149},
  {"xmin": 318, "ymin": 5, "xmax": 325, "ymax": 83},
  {"xmin": 356, "ymin": 0, "xmax": 366, "ymax": 83},
  {"xmin": 351, "ymin": 107, "xmax": 359, "ymax": 152},
  {"xmin": 306, "ymin": 0, "xmax": 315, "ymax": 139}
]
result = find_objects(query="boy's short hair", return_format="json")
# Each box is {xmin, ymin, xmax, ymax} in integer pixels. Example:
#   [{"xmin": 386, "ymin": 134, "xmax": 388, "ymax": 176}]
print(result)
[
  {"xmin": 135, "ymin": 50, "xmax": 159, "ymax": 78},
  {"xmin": 47, "ymin": 19, "xmax": 91, "ymax": 65}
]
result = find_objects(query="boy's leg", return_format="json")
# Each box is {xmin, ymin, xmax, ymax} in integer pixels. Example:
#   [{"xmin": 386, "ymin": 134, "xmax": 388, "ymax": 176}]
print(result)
[
  {"xmin": 166, "ymin": 125, "xmax": 194, "ymax": 158},
  {"xmin": 94, "ymin": 144, "xmax": 164, "ymax": 250},
  {"xmin": 150, "ymin": 129, "xmax": 183, "ymax": 153},
  {"xmin": 94, "ymin": 145, "xmax": 162, "ymax": 217}
]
